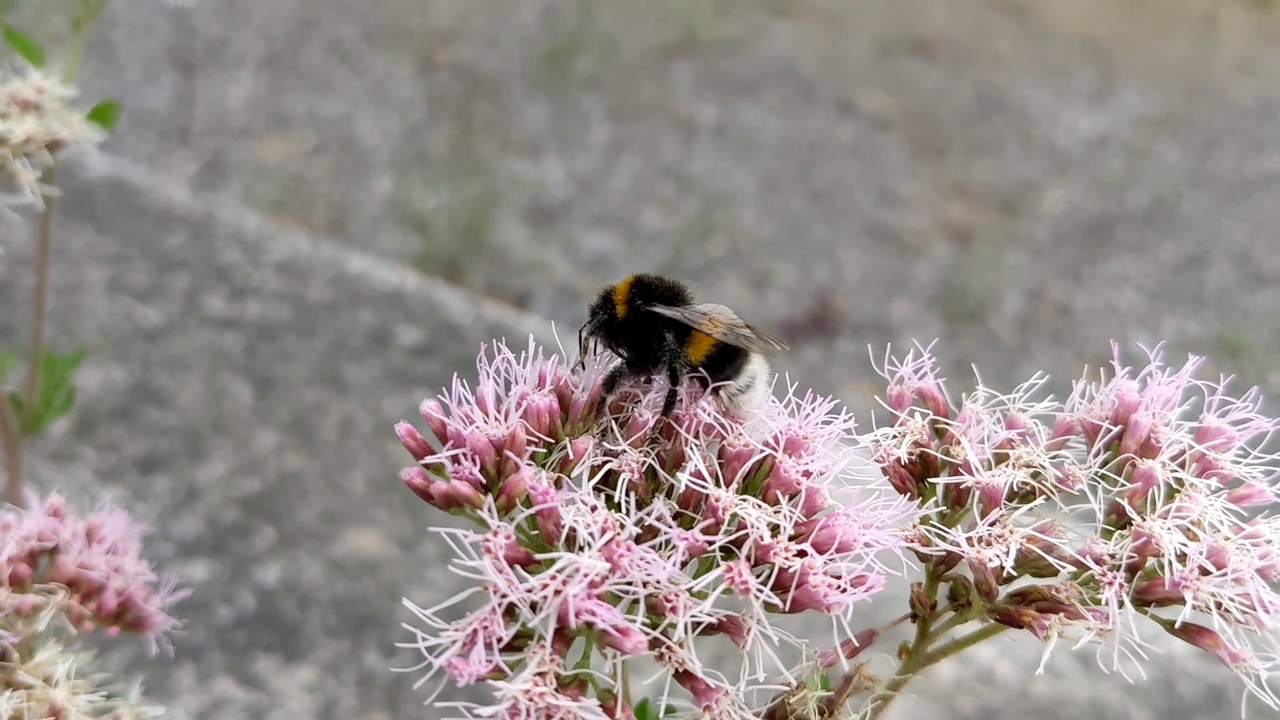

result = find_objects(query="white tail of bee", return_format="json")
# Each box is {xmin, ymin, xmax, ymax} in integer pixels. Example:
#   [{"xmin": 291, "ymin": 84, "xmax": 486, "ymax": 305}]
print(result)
[{"xmin": 715, "ymin": 353, "xmax": 773, "ymax": 417}]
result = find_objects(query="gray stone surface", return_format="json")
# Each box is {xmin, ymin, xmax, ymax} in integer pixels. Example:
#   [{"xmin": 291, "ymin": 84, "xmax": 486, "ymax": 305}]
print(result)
[{"xmin": 1, "ymin": 0, "xmax": 1279, "ymax": 717}]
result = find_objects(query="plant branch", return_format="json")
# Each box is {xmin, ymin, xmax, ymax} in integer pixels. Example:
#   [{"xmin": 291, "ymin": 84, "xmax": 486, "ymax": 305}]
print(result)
[
  {"xmin": 864, "ymin": 569, "xmax": 942, "ymax": 720},
  {"xmin": 7, "ymin": 179, "xmax": 56, "ymax": 507},
  {"xmin": 921, "ymin": 622, "xmax": 1009, "ymax": 668},
  {"xmin": 0, "ymin": 390, "xmax": 21, "ymax": 507},
  {"xmin": 21, "ymin": 180, "xmax": 56, "ymax": 419}
]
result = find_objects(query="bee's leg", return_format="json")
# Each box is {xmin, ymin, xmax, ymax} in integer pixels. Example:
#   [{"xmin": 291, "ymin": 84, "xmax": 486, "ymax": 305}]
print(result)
[
  {"xmin": 661, "ymin": 340, "xmax": 685, "ymax": 418},
  {"xmin": 593, "ymin": 363, "xmax": 629, "ymax": 420},
  {"xmin": 601, "ymin": 363, "xmax": 629, "ymax": 397}
]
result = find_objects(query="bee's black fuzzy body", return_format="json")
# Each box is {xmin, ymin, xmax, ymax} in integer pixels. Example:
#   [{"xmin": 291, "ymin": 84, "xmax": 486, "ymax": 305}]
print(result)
[{"xmin": 579, "ymin": 273, "xmax": 786, "ymax": 417}]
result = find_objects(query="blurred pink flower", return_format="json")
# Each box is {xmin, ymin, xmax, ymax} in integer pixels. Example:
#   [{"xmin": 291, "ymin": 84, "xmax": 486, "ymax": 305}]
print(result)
[{"xmin": 1, "ymin": 490, "xmax": 186, "ymax": 651}]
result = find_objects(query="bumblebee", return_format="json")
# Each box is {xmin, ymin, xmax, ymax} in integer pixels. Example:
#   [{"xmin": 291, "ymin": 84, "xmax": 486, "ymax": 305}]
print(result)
[{"xmin": 578, "ymin": 273, "xmax": 790, "ymax": 417}]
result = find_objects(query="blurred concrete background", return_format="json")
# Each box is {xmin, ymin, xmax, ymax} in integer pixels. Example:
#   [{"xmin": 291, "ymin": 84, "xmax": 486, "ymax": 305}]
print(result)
[{"xmin": 2, "ymin": 0, "xmax": 1280, "ymax": 717}]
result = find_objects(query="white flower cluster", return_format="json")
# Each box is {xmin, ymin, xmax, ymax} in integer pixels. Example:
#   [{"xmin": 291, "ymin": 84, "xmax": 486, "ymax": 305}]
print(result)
[{"xmin": 0, "ymin": 63, "xmax": 104, "ymax": 213}]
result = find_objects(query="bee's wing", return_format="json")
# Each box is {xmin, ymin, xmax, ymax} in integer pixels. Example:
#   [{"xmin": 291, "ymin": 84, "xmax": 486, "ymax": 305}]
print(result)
[{"xmin": 648, "ymin": 303, "xmax": 790, "ymax": 354}]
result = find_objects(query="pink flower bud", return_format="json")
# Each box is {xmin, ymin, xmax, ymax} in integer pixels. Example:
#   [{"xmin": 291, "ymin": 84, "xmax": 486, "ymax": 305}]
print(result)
[
  {"xmin": 885, "ymin": 386, "xmax": 912, "ymax": 414},
  {"xmin": 918, "ymin": 383, "xmax": 950, "ymax": 420},
  {"xmin": 761, "ymin": 456, "xmax": 805, "ymax": 503},
  {"xmin": 527, "ymin": 480, "xmax": 564, "ymax": 544},
  {"xmin": 1045, "ymin": 416, "xmax": 1079, "ymax": 451},
  {"xmin": 400, "ymin": 466, "xmax": 436, "ymax": 504},
  {"xmin": 1118, "ymin": 412, "xmax": 1153, "ymax": 458},
  {"xmin": 495, "ymin": 465, "xmax": 530, "ymax": 513},
  {"xmin": 708, "ymin": 614, "xmax": 750, "ymax": 648},
  {"xmin": 466, "ymin": 434, "xmax": 500, "ymax": 480},
  {"xmin": 1160, "ymin": 620, "xmax": 1248, "ymax": 668},
  {"xmin": 885, "ymin": 462, "xmax": 919, "ymax": 497},
  {"xmin": 1192, "ymin": 454, "xmax": 1234, "ymax": 484},
  {"xmin": 1227, "ymin": 483, "xmax": 1275, "ymax": 508},
  {"xmin": 418, "ymin": 399, "xmax": 450, "ymax": 446},
  {"xmin": 671, "ymin": 529, "xmax": 709, "ymax": 560},
  {"xmin": 969, "ymin": 561, "xmax": 999, "ymax": 603},
  {"xmin": 989, "ymin": 605, "xmax": 1052, "ymax": 639},
  {"xmin": 556, "ymin": 436, "xmax": 592, "ymax": 476},
  {"xmin": 1120, "ymin": 459, "xmax": 1163, "ymax": 509},
  {"xmin": 429, "ymin": 479, "xmax": 486, "ymax": 511},
  {"xmin": 1133, "ymin": 573, "xmax": 1191, "ymax": 606},
  {"xmin": 674, "ymin": 670, "xmax": 726, "ymax": 709},
  {"xmin": 719, "ymin": 441, "xmax": 761, "ymax": 487},
  {"xmin": 447, "ymin": 457, "xmax": 487, "ymax": 490},
  {"xmin": 797, "ymin": 513, "xmax": 859, "ymax": 556},
  {"xmin": 1109, "ymin": 379, "xmax": 1142, "ymax": 426},
  {"xmin": 395, "ymin": 421, "xmax": 434, "ymax": 461},
  {"xmin": 817, "ymin": 627, "xmax": 878, "ymax": 668},
  {"xmin": 565, "ymin": 377, "xmax": 604, "ymax": 428},
  {"xmin": 1195, "ymin": 418, "xmax": 1240, "ymax": 453},
  {"xmin": 624, "ymin": 411, "xmax": 657, "ymax": 446}
]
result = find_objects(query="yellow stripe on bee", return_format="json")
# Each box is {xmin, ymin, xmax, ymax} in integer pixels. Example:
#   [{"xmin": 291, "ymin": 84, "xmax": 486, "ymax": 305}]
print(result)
[
  {"xmin": 685, "ymin": 330, "xmax": 718, "ymax": 364},
  {"xmin": 612, "ymin": 275, "xmax": 635, "ymax": 318}
]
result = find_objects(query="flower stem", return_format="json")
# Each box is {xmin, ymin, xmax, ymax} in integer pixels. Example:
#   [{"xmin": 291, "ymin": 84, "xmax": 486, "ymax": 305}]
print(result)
[
  {"xmin": 864, "ymin": 569, "xmax": 941, "ymax": 719},
  {"xmin": 0, "ymin": 392, "xmax": 20, "ymax": 507},
  {"xmin": 920, "ymin": 622, "xmax": 1008, "ymax": 667},
  {"xmin": 23, "ymin": 178, "xmax": 55, "ymax": 412},
  {"xmin": 4, "ymin": 180, "xmax": 56, "ymax": 509}
]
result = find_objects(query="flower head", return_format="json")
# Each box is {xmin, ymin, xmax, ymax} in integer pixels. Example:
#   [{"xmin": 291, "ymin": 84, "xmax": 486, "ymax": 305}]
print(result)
[
  {"xmin": 395, "ymin": 337, "xmax": 920, "ymax": 716},
  {"xmin": 0, "ymin": 490, "xmax": 184, "ymax": 717},
  {"xmin": 0, "ymin": 62, "xmax": 105, "ymax": 212},
  {"xmin": 871, "ymin": 341, "xmax": 1280, "ymax": 710}
]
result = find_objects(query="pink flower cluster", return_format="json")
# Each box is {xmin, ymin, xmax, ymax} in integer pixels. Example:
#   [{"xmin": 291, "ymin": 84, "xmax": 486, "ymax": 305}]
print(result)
[
  {"xmin": 871, "ymin": 341, "xmax": 1280, "ymax": 709},
  {"xmin": 0, "ymin": 490, "xmax": 185, "ymax": 650},
  {"xmin": 395, "ymin": 339, "xmax": 919, "ymax": 719}
]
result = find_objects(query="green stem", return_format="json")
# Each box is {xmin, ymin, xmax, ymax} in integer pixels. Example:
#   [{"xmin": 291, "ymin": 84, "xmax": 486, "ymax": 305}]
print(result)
[
  {"xmin": 920, "ymin": 622, "xmax": 1009, "ymax": 667},
  {"xmin": 21, "ymin": 178, "xmax": 55, "ymax": 413},
  {"xmin": 64, "ymin": 0, "xmax": 109, "ymax": 81},
  {"xmin": 620, "ymin": 659, "xmax": 631, "ymax": 709},
  {"xmin": 864, "ymin": 570, "xmax": 942, "ymax": 720},
  {"xmin": 865, "ymin": 571, "xmax": 1011, "ymax": 720},
  {"xmin": 923, "ymin": 607, "xmax": 968, "ymax": 644},
  {"xmin": 7, "ymin": 179, "xmax": 55, "ymax": 509},
  {"xmin": 0, "ymin": 391, "xmax": 20, "ymax": 507}
]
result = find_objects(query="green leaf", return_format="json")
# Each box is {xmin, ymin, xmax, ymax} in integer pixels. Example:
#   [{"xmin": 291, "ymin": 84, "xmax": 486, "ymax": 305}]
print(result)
[
  {"xmin": 18, "ymin": 347, "xmax": 88, "ymax": 437},
  {"xmin": 86, "ymin": 100, "xmax": 122, "ymax": 131},
  {"xmin": 633, "ymin": 699, "xmax": 656, "ymax": 720},
  {"xmin": 3, "ymin": 24, "xmax": 44, "ymax": 67}
]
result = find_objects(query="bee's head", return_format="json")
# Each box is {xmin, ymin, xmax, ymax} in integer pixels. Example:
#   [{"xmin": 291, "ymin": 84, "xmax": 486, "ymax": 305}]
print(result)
[{"xmin": 579, "ymin": 284, "xmax": 620, "ymax": 361}]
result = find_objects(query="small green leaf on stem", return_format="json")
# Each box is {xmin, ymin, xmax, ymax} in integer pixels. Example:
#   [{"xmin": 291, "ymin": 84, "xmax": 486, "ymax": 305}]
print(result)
[
  {"xmin": 13, "ymin": 347, "xmax": 88, "ymax": 437},
  {"xmin": 633, "ymin": 698, "xmax": 677, "ymax": 720},
  {"xmin": 86, "ymin": 100, "xmax": 122, "ymax": 131},
  {"xmin": 3, "ymin": 24, "xmax": 44, "ymax": 67}
]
